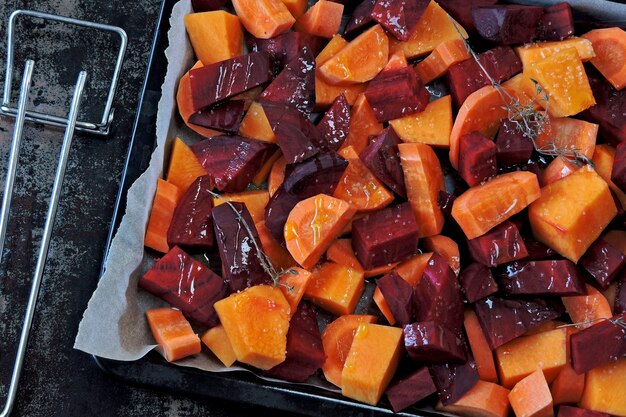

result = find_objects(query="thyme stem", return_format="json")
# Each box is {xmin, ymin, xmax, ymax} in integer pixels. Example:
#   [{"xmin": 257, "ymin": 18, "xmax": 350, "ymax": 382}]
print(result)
[{"xmin": 556, "ymin": 317, "xmax": 626, "ymax": 330}]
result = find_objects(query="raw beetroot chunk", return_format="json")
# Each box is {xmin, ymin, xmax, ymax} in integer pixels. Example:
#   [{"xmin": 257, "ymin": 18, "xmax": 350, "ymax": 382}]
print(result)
[
  {"xmin": 359, "ymin": 127, "xmax": 407, "ymax": 198},
  {"xmin": 617, "ymin": 274, "xmax": 626, "ymax": 314},
  {"xmin": 468, "ymin": 221, "xmax": 528, "ymax": 267},
  {"xmin": 345, "ymin": 0, "xmax": 376, "ymax": 36},
  {"xmin": 212, "ymin": 202, "xmax": 272, "ymax": 293},
  {"xmin": 472, "ymin": 5, "xmax": 544, "ymax": 45},
  {"xmin": 316, "ymin": 94, "xmax": 351, "ymax": 151},
  {"xmin": 612, "ymin": 142, "xmax": 626, "ymax": 193},
  {"xmin": 522, "ymin": 236, "xmax": 556, "ymax": 260},
  {"xmin": 385, "ymin": 366, "xmax": 437, "ymax": 413},
  {"xmin": 458, "ymin": 262, "xmax": 498, "ymax": 303},
  {"xmin": 140, "ymin": 246, "xmax": 227, "ymax": 327},
  {"xmin": 188, "ymin": 100, "xmax": 246, "ymax": 133},
  {"xmin": 351, "ymin": 202, "xmax": 420, "ymax": 269},
  {"xmin": 458, "ymin": 131, "xmax": 497, "ymax": 187},
  {"xmin": 364, "ymin": 67, "xmax": 430, "ymax": 122},
  {"xmin": 495, "ymin": 120, "xmax": 534, "ymax": 166},
  {"xmin": 429, "ymin": 357, "xmax": 479, "ymax": 405},
  {"xmin": 579, "ymin": 237, "xmax": 626, "ymax": 289},
  {"xmin": 191, "ymin": 135, "xmax": 277, "ymax": 192},
  {"xmin": 371, "ymin": 0, "xmax": 429, "ymax": 41},
  {"xmin": 189, "ymin": 52, "xmax": 274, "ymax": 111},
  {"xmin": 570, "ymin": 313, "xmax": 626, "ymax": 374},
  {"xmin": 263, "ymin": 302, "xmax": 326, "ymax": 382},
  {"xmin": 558, "ymin": 406, "xmax": 610, "ymax": 417},
  {"xmin": 474, "ymin": 296, "xmax": 563, "ymax": 349},
  {"xmin": 258, "ymin": 46, "xmax": 316, "ymax": 115},
  {"xmin": 377, "ymin": 272, "xmax": 414, "ymax": 325},
  {"xmin": 413, "ymin": 253, "xmax": 465, "ymax": 333},
  {"xmin": 264, "ymin": 105, "xmax": 321, "ymax": 164},
  {"xmin": 437, "ymin": 0, "xmax": 497, "ymax": 32},
  {"xmin": 581, "ymin": 74, "xmax": 626, "ymax": 146},
  {"xmin": 191, "ymin": 0, "xmax": 227, "ymax": 12},
  {"xmin": 167, "ymin": 175, "xmax": 214, "ymax": 250},
  {"xmin": 247, "ymin": 32, "xmax": 324, "ymax": 70},
  {"xmin": 498, "ymin": 260, "xmax": 586, "ymax": 296},
  {"xmin": 535, "ymin": 2, "xmax": 574, "ymax": 41},
  {"xmin": 404, "ymin": 321, "xmax": 467, "ymax": 364}
]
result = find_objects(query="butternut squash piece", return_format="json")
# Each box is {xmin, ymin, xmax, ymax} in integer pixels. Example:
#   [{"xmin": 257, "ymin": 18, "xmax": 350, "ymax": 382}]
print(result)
[
  {"xmin": 231, "ymin": 0, "xmax": 294, "ymax": 39},
  {"xmin": 390, "ymin": 95, "xmax": 453, "ymax": 148},
  {"xmin": 508, "ymin": 369, "xmax": 554, "ymax": 417},
  {"xmin": 201, "ymin": 325, "xmax": 237, "ymax": 367},
  {"xmin": 515, "ymin": 37, "xmax": 595, "ymax": 67},
  {"xmin": 580, "ymin": 358, "xmax": 626, "ymax": 416},
  {"xmin": 304, "ymin": 262, "xmax": 364, "ymax": 316},
  {"xmin": 294, "ymin": 0, "xmax": 343, "ymax": 38},
  {"xmin": 278, "ymin": 267, "xmax": 312, "ymax": 313},
  {"xmin": 592, "ymin": 144, "xmax": 626, "ymax": 209},
  {"xmin": 342, "ymin": 94, "xmax": 383, "ymax": 154},
  {"xmin": 415, "ymin": 39, "xmax": 470, "ymax": 84},
  {"xmin": 436, "ymin": 380, "xmax": 511, "ymax": 417},
  {"xmin": 239, "ymin": 102, "xmax": 276, "ymax": 143},
  {"xmin": 166, "ymin": 137, "xmax": 207, "ymax": 193},
  {"xmin": 184, "ymin": 11, "xmax": 243, "ymax": 65},
  {"xmin": 212, "ymin": 190, "xmax": 269, "ymax": 225}
]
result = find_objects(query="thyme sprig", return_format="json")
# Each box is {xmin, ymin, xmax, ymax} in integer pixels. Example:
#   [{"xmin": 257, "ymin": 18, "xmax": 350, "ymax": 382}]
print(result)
[
  {"xmin": 448, "ymin": 19, "xmax": 594, "ymax": 168},
  {"xmin": 556, "ymin": 317, "xmax": 626, "ymax": 331},
  {"xmin": 208, "ymin": 190, "xmax": 296, "ymax": 288}
]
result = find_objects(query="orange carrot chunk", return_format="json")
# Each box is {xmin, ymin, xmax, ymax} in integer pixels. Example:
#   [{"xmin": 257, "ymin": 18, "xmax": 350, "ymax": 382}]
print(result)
[
  {"xmin": 146, "ymin": 307, "xmax": 201, "ymax": 362},
  {"xmin": 212, "ymin": 190, "xmax": 269, "ymax": 225},
  {"xmin": 592, "ymin": 144, "xmax": 626, "ymax": 209},
  {"xmin": 321, "ymin": 314, "xmax": 377, "ymax": 387},
  {"xmin": 278, "ymin": 267, "xmax": 312, "ymax": 313},
  {"xmin": 562, "ymin": 283, "xmax": 613, "ymax": 329},
  {"xmin": 145, "ymin": 179, "xmax": 181, "ymax": 253},
  {"xmin": 184, "ymin": 11, "xmax": 243, "ymax": 65},
  {"xmin": 214, "ymin": 285, "xmax": 291, "ymax": 370},
  {"xmin": 231, "ymin": 0, "xmax": 295, "ymax": 39},
  {"xmin": 464, "ymin": 310, "xmax": 498, "ymax": 383},
  {"xmin": 399, "ymin": 143, "xmax": 446, "ymax": 238},
  {"xmin": 508, "ymin": 369, "xmax": 554, "ymax": 417},
  {"xmin": 239, "ymin": 102, "xmax": 276, "ymax": 143},
  {"xmin": 342, "ymin": 94, "xmax": 383, "ymax": 154},
  {"xmin": 304, "ymin": 262, "xmax": 364, "ymax": 316},
  {"xmin": 390, "ymin": 95, "xmax": 453, "ymax": 148},
  {"xmin": 436, "ymin": 380, "xmax": 511, "ymax": 417},
  {"xmin": 341, "ymin": 323, "xmax": 404, "ymax": 405},
  {"xmin": 535, "ymin": 117, "xmax": 598, "ymax": 160},
  {"xmin": 582, "ymin": 28, "xmax": 626, "ymax": 91},
  {"xmin": 201, "ymin": 325, "xmax": 237, "ymax": 367},
  {"xmin": 452, "ymin": 171, "xmax": 541, "ymax": 240},
  {"xmin": 256, "ymin": 220, "xmax": 297, "ymax": 271},
  {"xmin": 414, "ymin": 39, "xmax": 470, "ymax": 84},
  {"xmin": 284, "ymin": 194, "xmax": 356, "ymax": 270},
  {"xmin": 280, "ymin": 0, "xmax": 307, "ymax": 18},
  {"xmin": 294, "ymin": 0, "xmax": 343, "ymax": 38},
  {"xmin": 166, "ymin": 137, "xmax": 207, "ymax": 193},
  {"xmin": 268, "ymin": 155, "xmax": 286, "ymax": 197},
  {"xmin": 580, "ymin": 358, "xmax": 626, "ymax": 415},
  {"xmin": 421, "ymin": 235, "xmax": 460, "ymax": 275}
]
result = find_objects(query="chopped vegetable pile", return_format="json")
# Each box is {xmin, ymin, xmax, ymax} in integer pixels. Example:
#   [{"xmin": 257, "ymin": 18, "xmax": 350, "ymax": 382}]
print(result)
[{"xmin": 140, "ymin": 0, "xmax": 626, "ymax": 415}]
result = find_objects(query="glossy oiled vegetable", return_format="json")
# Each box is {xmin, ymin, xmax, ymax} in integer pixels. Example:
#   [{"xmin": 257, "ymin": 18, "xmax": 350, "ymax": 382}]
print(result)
[
  {"xmin": 146, "ymin": 307, "xmax": 201, "ymax": 362},
  {"xmin": 145, "ymin": 179, "xmax": 180, "ymax": 253}
]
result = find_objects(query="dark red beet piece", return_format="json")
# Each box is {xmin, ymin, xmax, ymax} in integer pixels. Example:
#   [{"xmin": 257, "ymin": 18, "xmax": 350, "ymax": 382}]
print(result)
[
  {"xmin": 438, "ymin": 190, "xmax": 456, "ymax": 219},
  {"xmin": 371, "ymin": 0, "xmax": 429, "ymax": 41},
  {"xmin": 580, "ymin": 238, "xmax": 626, "ymax": 289},
  {"xmin": 385, "ymin": 366, "xmax": 437, "ymax": 413},
  {"xmin": 364, "ymin": 67, "xmax": 430, "ymax": 122},
  {"xmin": 167, "ymin": 175, "xmax": 214, "ymax": 250},
  {"xmin": 499, "ymin": 260, "xmax": 586, "ymax": 296},
  {"xmin": 496, "ymin": 120, "xmax": 534, "ymax": 166},
  {"xmin": 581, "ymin": 74, "xmax": 626, "ymax": 146},
  {"xmin": 404, "ymin": 322, "xmax": 467, "ymax": 364},
  {"xmin": 447, "ymin": 46, "xmax": 522, "ymax": 107},
  {"xmin": 263, "ymin": 302, "xmax": 326, "ymax": 382},
  {"xmin": 536, "ymin": 3, "xmax": 574, "ymax": 41},
  {"xmin": 263, "ymin": 105, "xmax": 321, "ymax": 164},
  {"xmin": 570, "ymin": 313, "xmax": 626, "ymax": 374},
  {"xmin": 140, "ymin": 246, "xmax": 227, "ymax": 327},
  {"xmin": 612, "ymin": 142, "xmax": 626, "ymax": 193},
  {"xmin": 247, "ymin": 32, "xmax": 324, "ymax": 69},
  {"xmin": 468, "ymin": 221, "xmax": 528, "ymax": 267},
  {"xmin": 188, "ymin": 100, "xmax": 245, "ymax": 134},
  {"xmin": 258, "ymin": 47, "xmax": 315, "ymax": 115},
  {"xmin": 189, "ymin": 52, "xmax": 274, "ymax": 111},
  {"xmin": 351, "ymin": 203, "xmax": 420, "ymax": 269},
  {"xmin": 212, "ymin": 202, "xmax": 272, "ymax": 292},
  {"xmin": 458, "ymin": 263, "xmax": 498, "ymax": 303},
  {"xmin": 429, "ymin": 357, "xmax": 480, "ymax": 405},
  {"xmin": 522, "ymin": 236, "xmax": 557, "ymax": 260},
  {"xmin": 191, "ymin": 0, "xmax": 228, "ymax": 12},
  {"xmin": 558, "ymin": 406, "xmax": 610, "ymax": 417},
  {"xmin": 413, "ymin": 253, "xmax": 465, "ymax": 333},
  {"xmin": 472, "ymin": 5, "xmax": 544, "ymax": 45},
  {"xmin": 474, "ymin": 296, "xmax": 564, "ymax": 349},
  {"xmin": 316, "ymin": 94, "xmax": 350, "ymax": 151},
  {"xmin": 458, "ymin": 131, "xmax": 497, "ymax": 186},
  {"xmin": 191, "ymin": 135, "xmax": 277, "ymax": 192},
  {"xmin": 359, "ymin": 127, "xmax": 407, "ymax": 198},
  {"xmin": 438, "ymin": 0, "xmax": 497, "ymax": 32},
  {"xmin": 345, "ymin": 0, "xmax": 376, "ymax": 36},
  {"xmin": 377, "ymin": 272, "xmax": 414, "ymax": 325},
  {"xmin": 264, "ymin": 187, "xmax": 302, "ymax": 244}
]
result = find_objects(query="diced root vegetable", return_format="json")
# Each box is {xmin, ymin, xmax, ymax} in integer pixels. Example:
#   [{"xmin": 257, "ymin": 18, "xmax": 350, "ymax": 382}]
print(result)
[
  {"xmin": 472, "ymin": 5, "xmax": 544, "ymax": 45},
  {"xmin": 468, "ymin": 221, "xmax": 527, "ymax": 267},
  {"xmin": 436, "ymin": 380, "xmax": 511, "ymax": 417},
  {"xmin": 371, "ymin": 0, "xmax": 429, "ymax": 41},
  {"xmin": 263, "ymin": 105, "xmax": 320, "ymax": 164},
  {"xmin": 507, "ymin": 369, "xmax": 553, "ymax": 417},
  {"xmin": 580, "ymin": 238, "xmax": 626, "ymax": 289},
  {"xmin": 294, "ymin": 0, "xmax": 344, "ymax": 38},
  {"xmin": 536, "ymin": 117, "xmax": 598, "ymax": 160},
  {"xmin": 146, "ymin": 307, "xmax": 201, "ymax": 362},
  {"xmin": 145, "ymin": 179, "xmax": 181, "ymax": 253},
  {"xmin": 257, "ymin": 220, "xmax": 296, "ymax": 272},
  {"xmin": 359, "ymin": 127, "xmax": 407, "ymax": 198},
  {"xmin": 570, "ymin": 313, "xmax": 626, "ymax": 374},
  {"xmin": 536, "ymin": 3, "xmax": 574, "ymax": 41},
  {"xmin": 430, "ymin": 358, "xmax": 480, "ymax": 405},
  {"xmin": 498, "ymin": 260, "xmax": 586, "ymax": 296},
  {"xmin": 167, "ymin": 175, "xmax": 214, "ymax": 250},
  {"xmin": 464, "ymin": 310, "xmax": 498, "ymax": 383},
  {"xmin": 515, "ymin": 37, "xmax": 595, "ymax": 67},
  {"xmin": 304, "ymin": 262, "xmax": 364, "ymax": 315},
  {"xmin": 317, "ymin": 94, "xmax": 350, "ymax": 152},
  {"xmin": 592, "ymin": 145, "xmax": 626, "ymax": 209},
  {"xmin": 458, "ymin": 131, "xmax": 497, "ymax": 187},
  {"xmin": 385, "ymin": 367, "xmax": 436, "ymax": 413},
  {"xmin": 177, "ymin": 62, "xmax": 221, "ymax": 138},
  {"xmin": 239, "ymin": 102, "xmax": 276, "ymax": 143},
  {"xmin": 184, "ymin": 11, "xmax": 243, "ymax": 65},
  {"xmin": 404, "ymin": 321, "xmax": 467, "ymax": 364},
  {"xmin": 390, "ymin": 95, "xmax": 453, "ymax": 148},
  {"xmin": 582, "ymin": 28, "xmax": 626, "ymax": 91},
  {"xmin": 580, "ymin": 358, "xmax": 626, "ymax": 416},
  {"xmin": 377, "ymin": 272, "xmax": 414, "ymax": 326},
  {"xmin": 231, "ymin": 0, "xmax": 295, "ymax": 39},
  {"xmin": 278, "ymin": 267, "xmax": 312, "ymax": 313},
  {"xmin": 280, "ymin": 0, "xmax": 307, "ymax": 18},
  {"xmin": 166, "ymin": 137, "xmax": 207, "ymax": 194},
  {"xmin": 421, "ymin": 235, "xmax": 460, "ymax": 275},
  {"xmin": 414, "ymin": 39, "xmax": 470, "ymax": 84},
  {"xmin": 202, "ymin": 325, "xmax": 237, "ymax": 367},
  {"xmin": 459, "ymin": 263, "xmax": 498, "ymax": 303},
  {"xmin": 342, "ymin": 94, "xmax": 383, "ymax": 154},
  {"xmin": 212, "ymin": 190, "xmax": 269, "ymax": 225},
  {"xmin": 541, "ymin": 156, "xmax": 579, "ymax": 187},
  {"xmin": 550, "ymin": 364, "xmax": 585, "ymax": 405},
  {"xmin": 268, "ymin": 155, "xmax": 286, "ymax": 197}
]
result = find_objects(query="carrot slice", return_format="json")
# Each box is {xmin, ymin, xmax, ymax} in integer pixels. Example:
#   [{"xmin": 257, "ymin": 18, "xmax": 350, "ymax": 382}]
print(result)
[
  {"xmin": 284, "ymin": 194, "xmax": 356, "ymax": 269},
  {"xmin": 280, "ymin": 0, "xmax": 307, "ymax": 18},
  {"xmin": 421, "ymin": 235, "xmax": 460, "ymax": 275},
  {"xmin": 562, "ymin": 283, "xmax": 613, "ymax": 329},
  {"xmin": 278, "ymin": 267, "xmax": 312, "ymax": 313},
  {"xmin": 580, "ymin": 358, "xmax": 626, "ymax": 415},
  {"xmin": 342, "ymin": 94, "xmax": 383, "ymax": 154},
  {"xmin": 318, "ymin": 25, "xmax": 389, "ymax": 85},
  {"xmin": 201, "ymin": 325, "xmax": 237, "ymax": 367},
  {"xmin": 508, "ymin": 369, "xmax": 553, "ymax": 417},
  {"xmin": 327, "ymin": 238, "xmax": 364, "ymax": 273},
  {"xmin": 592, "ymin": 144, "xmax": 626, "ymax": 209},
  {"xmin": 541, "ymin": 156, "xmax": 579, "ymax": 187},
  {"xmin": 582, "ymin": 28, "xmax": 626, "ymax": 90},
  {"xmin": 176, "ymin": 61, "xmax": 221, "ymax": 138},
  {"xmin": 184, "ymin": 11, "xmax": 243, "ymax": 65},
  {"xmin": 294, "ymin": 0, "xmax": 343, "ymax": 38},
  {"xmin": 399, "ymin": 143, "xmax": 445, "ymax": 238},
  {"xmin": 536, "ymin": 117, "xmax": 598, "ymax": 159},
  {"xmin": 145, "ymin": 179, "xmax": 181, "ymax": 253},
  {"xmin": 449, "ymin": 85, "xmax": 511, "ymax": 169},
  {"xmin": 239, "ymin": 102, "xmax": 276, "ymax": 143},
  {"xmin": 436, "ymin": 380, "xmax": 511, "ymax": 417},
  {"xmin": 268, "ymin": 155, "xmax": 287, "ymax": 197},
  {"xmin": 515, "ymin": 37, "xmax": 595, "ymax": 67},
  {"xmin": 304, "ymin": 262, "xmax": 364, "ymax": 316},
  {"xmin": 452, "ymin": 171, "xmax": 541, "ymax": 240},
  {"xmin": 464, "ymin": 310, "xmax": 498, "ymax": 383},
  {"xmin": 252, "ymin": 149, "xmax": 282, "ymax": 186},
  {"xmin": 414, "ymin": 38, "xmax": 470, "ymax": 84},
  {"xmin": 146, "ymin": 307, "xmax": 201, "ymax": 362},
  {"xmin": 321, "ymin": 314, "xmax": 377, "ymax": 387},
  {"xmin": 166, "ymin": 137, "xmax": 207, "ymax": 193},
  {"xmin": 231, "ymin": 0, "xmax": 295, "ymax": 39},
  {"xmin": 334, "ymin": 146, "xmax": 394, "ymax": 212},
  {"xmin": 390, "ymin": 95, "xmax": 453, "ymax": 148},
  {"xmin": 256, "ymin": 220, "xmax": 297, "ymax": 271},
  {"xmin": 212, "ymin": 190, "xmax": 269, "ymax": 225}
]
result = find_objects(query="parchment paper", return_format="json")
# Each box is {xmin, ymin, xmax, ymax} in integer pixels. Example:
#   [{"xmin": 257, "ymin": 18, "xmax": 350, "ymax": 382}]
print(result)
[{"xmin": 74, "ymin": 0, "xmax": 626, "ymax": 392}]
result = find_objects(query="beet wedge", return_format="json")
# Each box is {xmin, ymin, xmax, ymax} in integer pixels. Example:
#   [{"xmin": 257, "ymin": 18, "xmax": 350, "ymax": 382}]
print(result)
[
  {"xmin": 496, "ymin": 119, "xmax": 534, "ymax": 167},
  {"xmin": 429, "ymin": 356, "xmax": 480, "ymax": 406},
  {"xmin": 404, "ymin": 321, "xmax": 467, "ymax": 364},
  {"xmin": 467, "ymin": 220, "xmax": 528, "ymax": 267},
  {"xmin": 263, "ymin": 105, "xmax": 321, "ymax": 164},
  {"xmin": 377, "ymin": 272, "xmax": 414, "ymax": 326},
  {"xmin": 258, "ymin": 46, "xmax": 316, "ymax": 115},
  {"xmin": 581, "ymin": 74, "xmax": 626, "ymax": 146},
  {"xmin": 472, "ymin": 5, "xmax": 544, "ymax": 45},
  {"xmin": 316, "ymin": 94, "xmax": 350, "ymax": 152},
  {"xmin": 458, "ymin": 262, "xmax": 498, "ymax": 303},
  {"xmin": 192, "ymin": 135, "xmax": 277, "ymax": 192},
  {"xmin": 188, "ymin": 100, "xmax": 246, "ymax": 134},
  {"xmin": 570, "ymin": 313, "xmax": 626, "ymax": 374},
  {"xmin": 359, "ymin": 127, "xmax": 407, "ymax": 198},
  {"xmin": 579, "ymin": 237, "xmax": 626, "ymax": 289},
  {"xmin": 140, "ymin": 246, "xmax": 227, "ymax": 327},
  {"xmin": 536, "ymin": 2, "xmax": 574, "ymax": 41},
  {"xmin": 345, "ymin": 0, "xmax": 376, "ymax": 36},
  {"xmin": 438, "ymin": 0, "xmax": 497, "ymax": 32},
  {"xmin": 247, "ymin": 31, "xmax": 324, "ymax": 69},
  {"xmin": 385, "ymin": 366, "xmax": 437, "ymax": 413},
  {"xmin": 498, "ymin": 260, "xmax": 586, "ymax": 296},
  {"xmin": 167, "ymin": 175, "xmax": 214, "ymax": 250},
  {"xmin": 371, "ymin": 0, "xmax": 429, "ymax": 41},
  {"xmin": 458, "ymin": 131, "xmax": 497, "ymax": 187}
]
